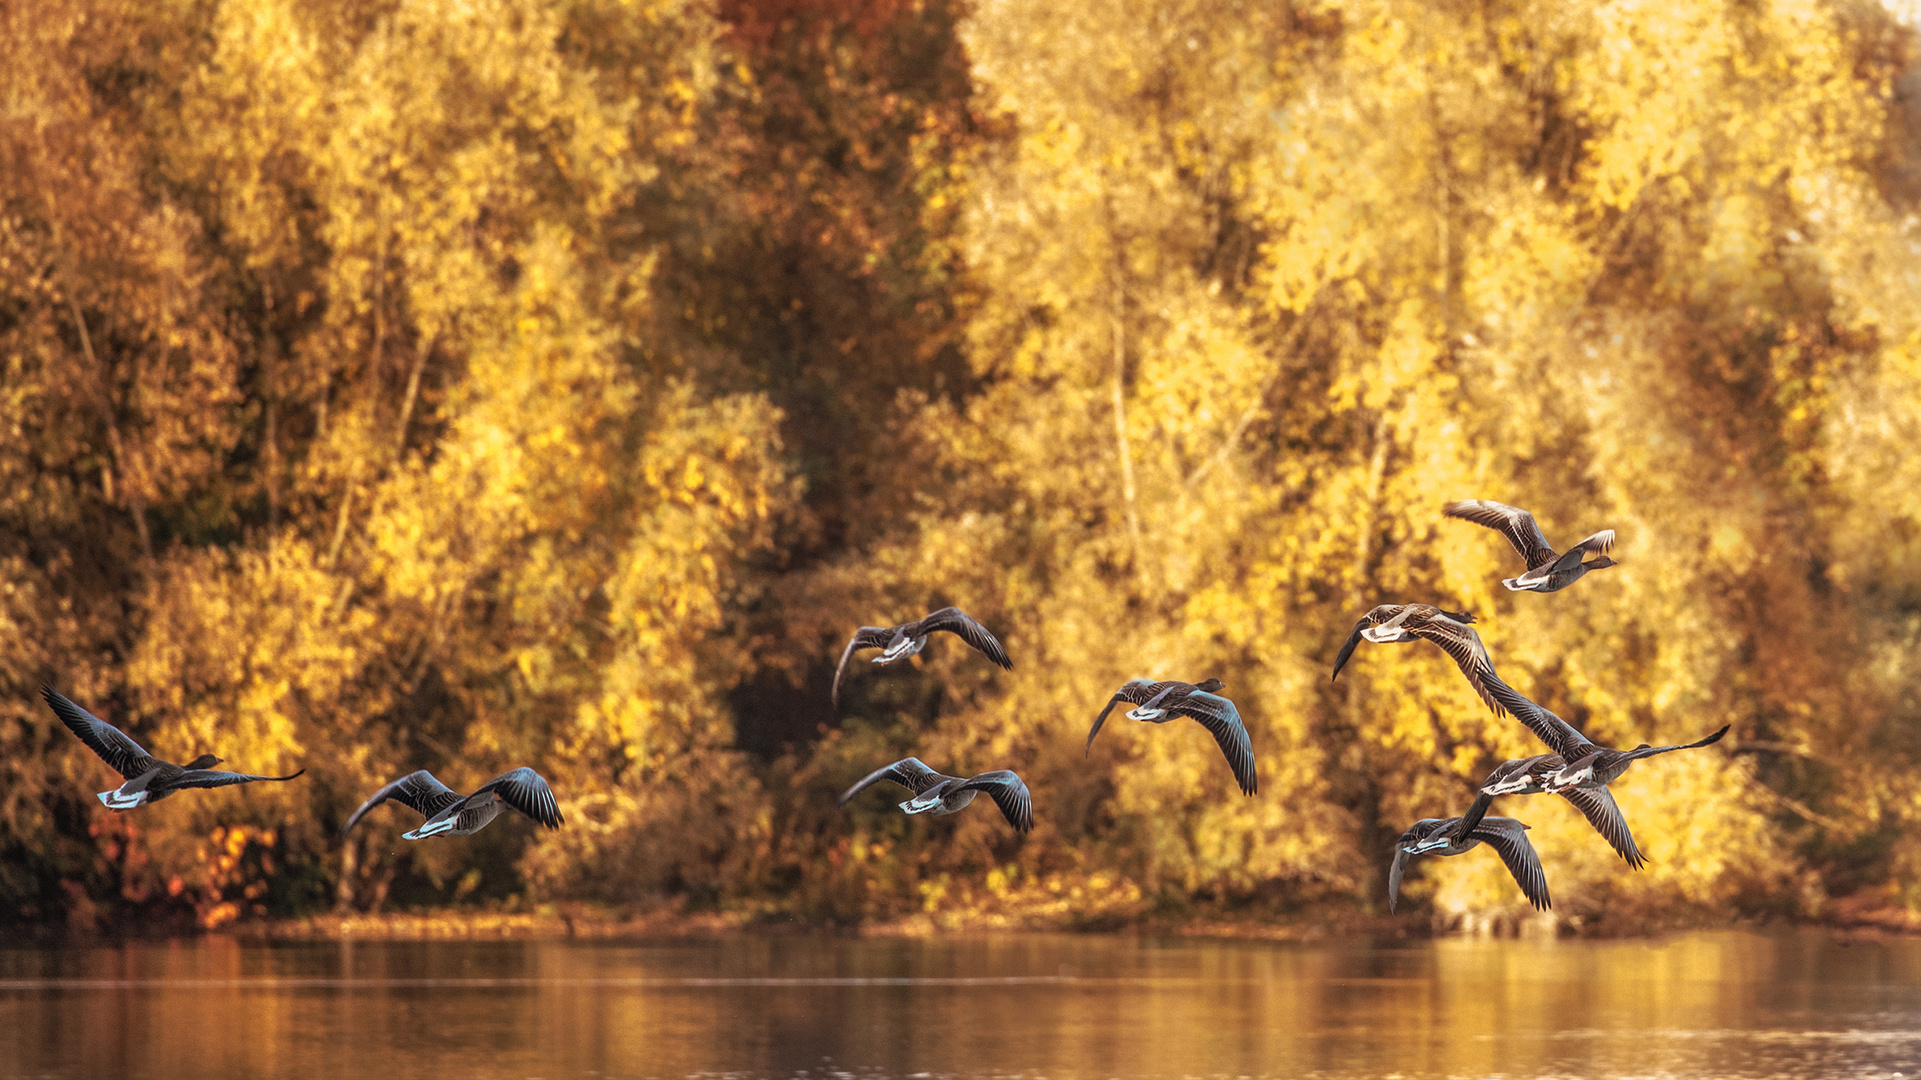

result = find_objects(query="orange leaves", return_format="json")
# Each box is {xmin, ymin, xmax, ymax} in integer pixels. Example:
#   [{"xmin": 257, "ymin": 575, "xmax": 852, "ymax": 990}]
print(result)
[{"xmin": 8, "ymin": 0, "xmax": 1921, "ymax": 931}]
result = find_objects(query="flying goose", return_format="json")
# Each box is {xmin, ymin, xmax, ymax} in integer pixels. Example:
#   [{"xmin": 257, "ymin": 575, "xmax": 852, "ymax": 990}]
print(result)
[
  {"xmin": 1456, "ymin": 750, "xmax": 1646, "ymax": 869},
  {"xmin": 343, "ymin": 768, "xmax": 563, "ymax": 839},
  {"xmin": 837, "ymin": 757, "xmax": 1033, "ymax": 832},
  {"xmin": 832, "ymin": 607, "xmax": 1013, "ymax": 708},
  {"xmin": 1552, "ymin": 731, "xmax": 1730, "ymax": 787},
  {"xmin": 1476, "ymin": 677, "xmax": 1729, "ymax": 867},
  {"xmin": 1085, "ymin": 679, "xmax": 1256, "ymax": 795},
  {"xmin": 1442, "ymin": 499, "xmax": 1617, "ymax": 592},
  {"xmin": 1330, "ymin": 604, "xmax": 1505, "ymax": 717},
  {"xmin": 43, "ymin": 686, "xmax": 305, "ymax": 810},
  {"xmin": 1389, "ymin": 793, "xmax": 1550, "ymax": 914}
]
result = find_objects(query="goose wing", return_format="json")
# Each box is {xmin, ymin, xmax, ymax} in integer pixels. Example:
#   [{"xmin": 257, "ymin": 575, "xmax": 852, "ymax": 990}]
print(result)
[
  {"xmin": 1171, "ymin": 691, "xmax": 1258, "ymax": 795},
  {"xmin": 959, "ymin": 770, "xmax": 1034, "ymax": 832},
  {"xmin": 1387, "ymin": 842, "xmax": 1414, "ymax": 914},
  {"xmin": 1556, "ymin": 785, "xmax": 1645, "ymax": 869},
  {"xmin": 173, "ymin": 767, "xmax": 306, "ymax": 790},
  {"xmin": 1468, "ymin": 817, "xmax": 1552, "ymax": 911},
  {"xmin": 837, "ymin": 757, "xmax": 949, "ymax": 806},
  {"xmin": 43, "ymin": 686, "xmax": 159, "ymax": 780},
  {"xmin": 1454, "ymin": 790, "xmax": 1496, "ymax": 837},
  {"xmin": 1483, "ymin": 677, "xmax": 1596, "ymax": 759},
  {"xmin": 1621, "ymin": 725, "xmax": 1731, "ymax": 762},
  {"xmin": 1087, "ymin": 679, "xmax": 1170, "ymax": 753},
  {"xmin": 1402, "ymin": 614, "xmax": 1504, "ymax": 717},
  {"xmin": 916, "ymin": 607, "xmax": 1014, "ymax": 670},
  {"xmin": 473, "ymin": 767, "xmax": 564, "ymax": 829},
  {"xmin": 1330, "ymin": 618, "xmax": 1374, "ymax": 681},
  {"xmin": 1444, "ymin": 500, "xmax": 1558, "ymax": 570},
  {"xmin": 343, "ymin": 770, "xmax": 464, "ymax": 833},
  {"xmin": 831, "ymin": 626, "xmax": 896, "ymax": 708}
]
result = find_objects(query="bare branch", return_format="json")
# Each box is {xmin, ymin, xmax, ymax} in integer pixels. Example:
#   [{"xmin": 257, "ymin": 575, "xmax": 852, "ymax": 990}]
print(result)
[
  {"xmin": 66, "ymin": 294, "xmax": 153, "ymax": 563},
  {"xmin": 1185, "ymin": 288, "xmax": 1325, "ymax": 489}
]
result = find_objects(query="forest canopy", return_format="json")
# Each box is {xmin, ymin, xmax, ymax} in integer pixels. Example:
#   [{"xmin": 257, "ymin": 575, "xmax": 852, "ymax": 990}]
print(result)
[{"xmin": 5, "ymin": 0, "xmax": 1921, "ymax": 931}]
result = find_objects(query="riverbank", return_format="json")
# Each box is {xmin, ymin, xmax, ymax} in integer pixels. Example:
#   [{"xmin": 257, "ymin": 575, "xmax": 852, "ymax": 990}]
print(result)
[{"xmin": 223, "ymin": 893, "xmax": 1921, "ymax": 942}]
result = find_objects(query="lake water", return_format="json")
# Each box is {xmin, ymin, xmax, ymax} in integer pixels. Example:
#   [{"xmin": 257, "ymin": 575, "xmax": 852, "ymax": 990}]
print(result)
[{"xmin": 1, "ymin": 930, "xmax": 1917, "ymax": 1079}]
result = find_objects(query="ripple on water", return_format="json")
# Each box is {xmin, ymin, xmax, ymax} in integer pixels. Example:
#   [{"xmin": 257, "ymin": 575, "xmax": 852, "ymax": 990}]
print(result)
[{"xmin": 1, "ymin": 930, "xmax": 1918, "ymax": 1080}]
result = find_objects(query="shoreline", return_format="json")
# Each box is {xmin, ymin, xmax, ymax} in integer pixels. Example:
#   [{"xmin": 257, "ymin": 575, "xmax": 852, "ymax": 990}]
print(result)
[{"xmin": 194, "ymin": 901, "xmax": 1921, "ymax": 943}]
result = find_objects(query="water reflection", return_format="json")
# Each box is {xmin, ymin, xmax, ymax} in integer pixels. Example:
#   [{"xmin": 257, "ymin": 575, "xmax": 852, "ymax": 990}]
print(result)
[{"xmin": 1, "ymin": 931, "xmax": 1917, "ymax": 1079}]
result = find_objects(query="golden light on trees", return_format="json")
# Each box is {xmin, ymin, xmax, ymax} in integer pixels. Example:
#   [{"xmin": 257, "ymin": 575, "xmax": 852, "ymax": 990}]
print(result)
[{"xmin": 2, "ymin": 0, "xmax": 1918, "ymax": 930}]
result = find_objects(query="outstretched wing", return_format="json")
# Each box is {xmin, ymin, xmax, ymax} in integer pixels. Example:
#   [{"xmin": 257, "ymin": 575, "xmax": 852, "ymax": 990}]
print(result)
[
  {"xmin": 1086, "ymin": 680, "xmax": 1166, "ymax": 754},
  {"xmin": 960, "ymin": 770, "xmax": 1034, "ymax": 832},
  {"xmin": 1172, "ymin": 691, "xmax": 1258, "ymax": 796},
  {"xmin": 1444, "ymin": 500, "xmax": 1558, "ymax": 570},
  {"xmin": 43, "ymin": 686, "xmax": 158, "ymax": 781},
  {"xmin": 474, "ymin": 766, "xmax": 564, "ymax": 829},
  {"xmin": 343, "ymin": 770, "xmax": 463, "ymax": 834},
  {"xmin": 1454, "ymin": 790, "xmax": 1496, "ymax": 838},
  {"xmin": 1557, "ymin": 785, "xmax": 1644, "ymax": 869},
  {"xmin": 1403, "ymin": 615, "xmax": 1505, "ymax": 718},
  {"xmin": 831, "ymin": 626, "xmax": 895, "ymax": 708},
  {"xmin": 1387, "ymin": 844, "xmax": 1413, "ymax": 914},
  {"xmin": 1469, "ymin": 817, "xmax": 1552, "ymax": 911},
  {"xmin": 1484, "ymin": 676, "xmax": 1596, "ymax": 760},
  {"xmin": 1570, "ymin": 528, "xmax": 1616, "ymax": 557},
  {"xmin": 837, "ymin": 757, "xmax": 948, "ymax": 806},
  {"xmin": 173, "ymin": 768, "xmax": 307, "ymax": 791},
  {"xmin": 918, "ymin": 607, "xmax": 1014, "ymax": 670},
  {"xmin": 1330, "ymin": 619, "xmax": 1372, "ymax": 682},
  {"xmin": 1623, "ymin": 725, "xmax": 1731, "ymax": 762}
]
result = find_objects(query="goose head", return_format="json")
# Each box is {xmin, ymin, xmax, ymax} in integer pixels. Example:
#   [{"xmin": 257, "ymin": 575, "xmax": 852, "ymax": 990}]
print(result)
[
  {"xmin": 184, "ymin": 754, "xmax": 223, "ymax": 770},
  {"xmin": 1584, "ymin": 555, "xmax": 1618, "ymax": 570},
  {"xmin": 1195, "ymin": 678, "xmax": 1225, "ymax": 693}
]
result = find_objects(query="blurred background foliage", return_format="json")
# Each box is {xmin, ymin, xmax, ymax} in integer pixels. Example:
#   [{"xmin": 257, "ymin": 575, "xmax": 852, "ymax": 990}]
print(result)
[{"xmin": 5, "ymin": 0, "xmax": 1921, "ymax": 932}]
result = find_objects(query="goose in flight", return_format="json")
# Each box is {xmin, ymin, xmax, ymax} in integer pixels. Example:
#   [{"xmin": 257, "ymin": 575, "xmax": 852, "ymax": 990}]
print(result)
[
  {"xmin": 1389, "ymin": 793, "xmax": 1550, "ymax": 914},
  {"xmin": 1330, "ymin": 604, "xmax": 1505, "ymax": 717},
  {"xmin": 343, "ymin": 768, "xmax": 563, "ymax": 839},
  {"xmin": 837, "ymin": 757, "xmax": 1033, "ymax": 832},
  {"xmin": 1473, "ymin": 677, "xmax": 1729, "ymax": 868},
  {"xmin": 1457, "ymin": 750, "xmax": 1646, "ymax": 869},
  {"xmin": 43, "ymin": 686, "xmax": 305, "ymax": 810},
  {"xmin": 832, "ymin": 607, "xmax": 1013, "ymax": 708},
  {"xmin": 1085, "ymin": 679, "xmax": 1256, "ymax": 795},
  {"xmin": 1442, "ymin": 499, "xmax": 1617, "ymax": 592}
]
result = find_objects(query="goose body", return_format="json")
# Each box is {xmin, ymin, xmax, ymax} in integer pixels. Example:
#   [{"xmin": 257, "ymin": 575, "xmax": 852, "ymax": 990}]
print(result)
[
  {"xmin": 1473, "ymin": 677, "xmax": 1728, "ymax": 869},
  {"xmin": 1443, "ymin": 499, "xmax": 1617, "ymax": 592},
  {"xmin": 1389, "ymin": 794, "xmax": 1550, "ymax": 914},
  {"xmin": 1456, "ymin": 748, "xmax": 1643, "ymax": 869},
  {"xmin": 1085, "ymin": 679, "xmax": 1256, "ymax": 795},
  {"xmin": 1476, "ymin": 752, "xmax": 1567, "ymax": 798},
  {"xmin": 837, "ymin": 757, "xmax": 1033, "ymax": 832},
  {"xmin": 832, "ymin": 607, "xmax": 1013, "ymax": 708},
  {"xmin": 343, "ymin": 767, "xmax": 563, "ymax": 839},
  {"xmin": 1331, "ymin": 604, "xmax": 1505, "ymax": 717},
  {"xmin": 1550, "ymin": 732, "xmax": 1731, "ymax": 789},
  {"xmin": 43, "ymin": 687, "xmax": 305, "ymax": 810}
]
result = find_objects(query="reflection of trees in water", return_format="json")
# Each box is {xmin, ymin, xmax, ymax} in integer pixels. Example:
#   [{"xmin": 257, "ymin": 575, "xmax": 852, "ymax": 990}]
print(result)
[{"xmin": 5, "ymin": 934, "xmax": 1916, "ymax": 1078}]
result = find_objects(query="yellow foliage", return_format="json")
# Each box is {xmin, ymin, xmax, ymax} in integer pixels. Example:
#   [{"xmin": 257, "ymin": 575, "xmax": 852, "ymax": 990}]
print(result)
[{"xmin": 3, "ymin": 0, "xmax": 1921, "ymax": 931}]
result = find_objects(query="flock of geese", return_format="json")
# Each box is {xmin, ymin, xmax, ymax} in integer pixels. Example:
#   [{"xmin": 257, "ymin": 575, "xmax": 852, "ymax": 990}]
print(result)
[
  {"xmin": 39, "ymin": 689, "xmax": 563, "ymax": 840},
  {"xmin": 39, "ymin": 498, "xmax": 1726, "ymax": 916},
  {"xmin": 1344, "ymin": 500, "xmax": 1725, "ymax": 912},
  {"xmin": 829, "ymin": 498, "xmax": 1726, "ymax": 914}
]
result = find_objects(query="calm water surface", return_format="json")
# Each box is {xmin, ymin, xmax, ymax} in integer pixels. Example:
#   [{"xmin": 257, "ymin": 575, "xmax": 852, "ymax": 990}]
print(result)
[{"xmin": 1, "ymin": 930, "xmax": 1917, "ymax": 1079}]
